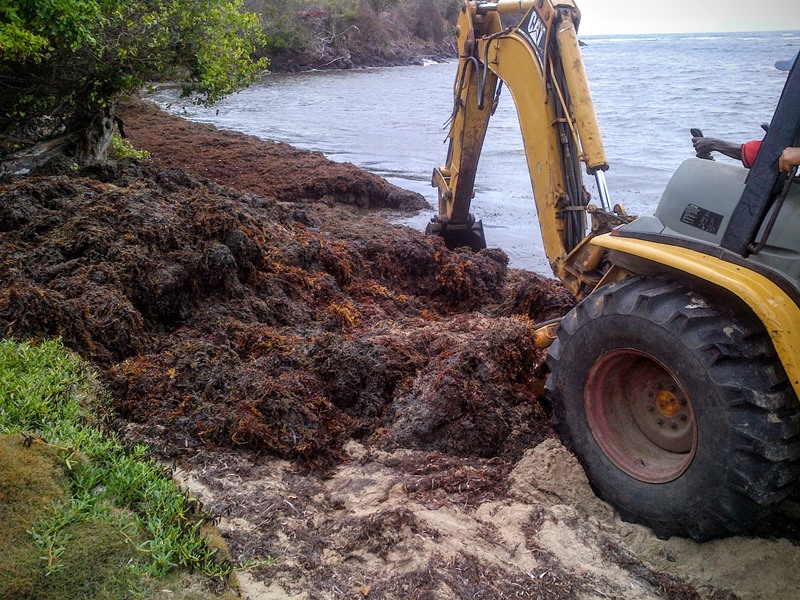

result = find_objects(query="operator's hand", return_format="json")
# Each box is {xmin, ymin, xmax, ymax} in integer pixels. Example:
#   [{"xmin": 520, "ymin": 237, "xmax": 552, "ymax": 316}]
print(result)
[
  {"xmin": 779, "ymin": 146, "xmax": 800, "ymax": 173},
  {"xmin": 692, "ymin": 137, "xmax": 743, "ymax": 162},
  {"xmin": 692, "ymin": 136, "xmax": 721, "ymax": 158}
]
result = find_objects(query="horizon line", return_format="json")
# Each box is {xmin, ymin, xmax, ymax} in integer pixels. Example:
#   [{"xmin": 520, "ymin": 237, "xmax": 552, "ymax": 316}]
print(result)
[{"xmin": 579, "ymin": 29, "xmax": 800, "ymax": 37}]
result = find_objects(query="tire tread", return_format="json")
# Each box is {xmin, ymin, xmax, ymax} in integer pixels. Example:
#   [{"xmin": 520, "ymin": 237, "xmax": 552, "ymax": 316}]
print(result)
[{"xmin": 547, "ymin": 275, "xmax": 800, "ymax": 540}]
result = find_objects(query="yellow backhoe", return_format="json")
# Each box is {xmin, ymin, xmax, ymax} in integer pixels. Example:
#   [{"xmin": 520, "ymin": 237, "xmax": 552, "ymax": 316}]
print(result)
[{"xmin": 432, "ymin": 0, "xmax": 800, "ymax": 540}]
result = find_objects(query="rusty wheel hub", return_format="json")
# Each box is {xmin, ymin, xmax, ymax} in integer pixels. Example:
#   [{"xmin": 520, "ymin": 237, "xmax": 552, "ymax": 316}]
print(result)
[{"xmin": 584, "ymin": 349, "xmax": 697, "ymax": 483}]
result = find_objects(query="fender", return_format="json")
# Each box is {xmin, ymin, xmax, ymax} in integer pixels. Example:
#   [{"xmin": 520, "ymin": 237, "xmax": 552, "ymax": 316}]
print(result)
[{"xmin": 591, "ymin": 233, "xmax": 800, "ymax": 399}]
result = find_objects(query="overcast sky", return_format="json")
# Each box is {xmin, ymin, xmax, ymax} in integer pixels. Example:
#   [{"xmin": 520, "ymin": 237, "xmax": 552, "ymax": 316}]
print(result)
[{"xmin": 575, "ymin": 0, "xmax": 800, "ymax": 35}]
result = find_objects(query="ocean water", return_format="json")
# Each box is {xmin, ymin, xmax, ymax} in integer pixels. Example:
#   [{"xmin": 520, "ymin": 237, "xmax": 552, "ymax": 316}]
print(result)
[{"xmin": 149, "ymin": 31, "xmax": 800, "ymax": 275}]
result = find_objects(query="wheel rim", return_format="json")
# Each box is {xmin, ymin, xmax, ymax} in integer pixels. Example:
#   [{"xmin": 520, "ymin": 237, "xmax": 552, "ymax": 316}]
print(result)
[{"xmin": 584, "ymin": 349, "xmax": 697, "ymax": 483}]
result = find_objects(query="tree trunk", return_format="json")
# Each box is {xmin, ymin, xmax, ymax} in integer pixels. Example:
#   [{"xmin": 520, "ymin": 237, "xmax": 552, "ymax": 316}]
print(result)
[
  {"xmin": 73, "ymin": 106, "xmax": 116, "ymax": 164},
  {"xmin": 0, "ymin": 136, "xmax": 74, "ymax": 175},
  {"xmin": 0, "ymin": 106, "xmax": 117, "ymax": 175}
]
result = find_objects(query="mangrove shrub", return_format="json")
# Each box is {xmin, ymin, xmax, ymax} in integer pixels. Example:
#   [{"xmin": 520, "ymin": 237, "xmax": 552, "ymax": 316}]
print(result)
[{"xmin": 0, "ymin": 0, "xmax": 267, "ymax": 165}]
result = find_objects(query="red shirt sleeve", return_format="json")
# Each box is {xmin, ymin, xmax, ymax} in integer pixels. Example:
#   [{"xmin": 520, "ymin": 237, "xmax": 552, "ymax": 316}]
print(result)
[{"xmin": 741, "ymin": 140, "xmax": 762, "ymax": 168}]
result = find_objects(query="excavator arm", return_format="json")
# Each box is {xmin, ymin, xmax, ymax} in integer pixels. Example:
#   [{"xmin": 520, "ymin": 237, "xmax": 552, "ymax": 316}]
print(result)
[{"xmin": 431, "ymin": 0, "xmax": 630, "ymax": 298}]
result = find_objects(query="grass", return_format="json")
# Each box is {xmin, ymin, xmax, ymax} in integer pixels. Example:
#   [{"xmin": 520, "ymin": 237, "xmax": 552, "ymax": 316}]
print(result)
[{"xmin": 0, "ymin": 338, "xmax": 237, "ymax": 599}]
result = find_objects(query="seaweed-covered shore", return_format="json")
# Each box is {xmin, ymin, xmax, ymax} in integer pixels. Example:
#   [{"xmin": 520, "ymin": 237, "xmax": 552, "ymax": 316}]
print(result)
[
  {"xmin": 1, "ymin": 99, "xmax": 573, "ymax": 465},
  {"xmin": 2, "ymin": 99, "xmax": 799, "ymax": 599}
]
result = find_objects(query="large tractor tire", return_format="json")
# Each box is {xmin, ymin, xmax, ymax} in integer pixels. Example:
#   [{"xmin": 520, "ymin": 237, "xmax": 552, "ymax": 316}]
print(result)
[{"xmin": 546, "ymin": 276, "xmax": 800, "ymax": 540}]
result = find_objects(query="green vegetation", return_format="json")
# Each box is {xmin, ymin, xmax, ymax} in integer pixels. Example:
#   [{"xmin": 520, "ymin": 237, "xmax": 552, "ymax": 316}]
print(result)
[
  {"xmin": 1, "ymin": 0, "xmax": 268, "ymax": 163},
  {"xmin": 109, "ymin": 135, "xmax": 151, "ymax": 161},
  {"xmin": 0, "ymin": 0, "xmax": 461, "ymax": 167},
  {"xmin": 244, "ymin": 0, "xmax": 460, "ymax": 64},
  {"xmin": 0, "ymin": 339, "xmax": 234, "ymax": 599}
]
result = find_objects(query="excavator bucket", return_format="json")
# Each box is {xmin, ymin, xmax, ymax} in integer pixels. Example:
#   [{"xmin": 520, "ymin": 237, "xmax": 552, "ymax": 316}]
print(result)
[{"xmin": 425, "ymin": 218, "xmax": 487, "ymax": 252}]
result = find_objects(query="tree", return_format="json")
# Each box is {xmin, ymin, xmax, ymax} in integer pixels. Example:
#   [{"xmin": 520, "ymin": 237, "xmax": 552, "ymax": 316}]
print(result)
[{"xmin": 0, "ymin": 0, "xmax": 267, "ymax": 169}]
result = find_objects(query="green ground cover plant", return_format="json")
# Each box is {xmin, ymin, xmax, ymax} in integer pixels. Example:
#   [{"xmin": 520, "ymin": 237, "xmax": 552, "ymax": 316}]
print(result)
[{"xmin": 0, "ymin": 338, "xmax": 234, "ymax": 599}]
